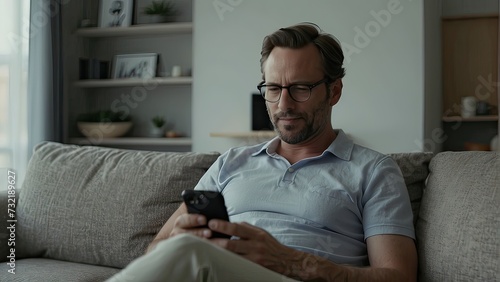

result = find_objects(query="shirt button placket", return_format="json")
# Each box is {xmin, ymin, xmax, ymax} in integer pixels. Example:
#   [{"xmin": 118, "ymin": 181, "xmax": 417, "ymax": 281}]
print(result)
[{"xmin": 282, "ymin": 167, "xmax": 296, "ymax": 183}]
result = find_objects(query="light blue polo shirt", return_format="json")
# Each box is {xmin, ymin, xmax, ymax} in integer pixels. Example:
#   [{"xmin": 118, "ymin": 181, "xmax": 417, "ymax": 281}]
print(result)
[{"xmin": 194, "ymin": 130, "xmax": 415, "ymax": 266}]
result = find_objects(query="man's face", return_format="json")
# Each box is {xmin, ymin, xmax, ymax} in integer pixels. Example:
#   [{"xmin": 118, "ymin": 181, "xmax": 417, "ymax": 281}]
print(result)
[{"xmin": 262, "ymin": 44, "xmax": 334, "ymax": 144}]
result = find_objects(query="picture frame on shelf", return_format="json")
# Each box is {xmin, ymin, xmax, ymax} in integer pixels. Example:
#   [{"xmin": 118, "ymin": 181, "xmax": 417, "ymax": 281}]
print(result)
[
  {"xmin": 112, "ymin": 53, "xmax": 158, "ymax": 79},
  {"xmin": 98, "ymin": 0, "xmax": 134, "ymax": 28}
]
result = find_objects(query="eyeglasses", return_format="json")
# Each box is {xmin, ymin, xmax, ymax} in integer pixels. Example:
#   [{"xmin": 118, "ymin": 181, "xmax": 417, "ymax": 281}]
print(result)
[{"xmin": 257, "ymin": 78, "xmax": 329, "ymax": 103}]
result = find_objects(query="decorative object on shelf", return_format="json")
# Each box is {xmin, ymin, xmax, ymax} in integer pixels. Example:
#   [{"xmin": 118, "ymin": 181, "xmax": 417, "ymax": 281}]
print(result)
[
  {"xmin": 80, "ymin": 0, "xmax": 96, "ymax": 27},
  {"xmin": 98, "ymin": 0, "xmax": 133, "ymax": 28},
  {"xmin": 80, "ymin": 19, "xmax": 95, "ymax": 28},
  {"xmin": 461, "ymin": 96, "xmax": 477, "ymax": 118},
  {"xmin": 165, "ymin": 130, "xmax": 183, "ymax": 138},
  {"xmin": 491, "ymin": 135, "xmax": 499, "ymax": 152},
  {"xmin": 112, "ymin": 53, "xmax": 158, "ymax": 79},
  {"xmin": 150, "ymin": 115, "xmax": 166, "ymax": 137},
  {"xmin": 77, "ymin": 110, "xmax": 132, "ymax": 138},
  {"xmin": 171, "ymin": 65, "xmax": 182, "ymax": 77},
  {"xmin": 476, "ymin": 100, "xmax": 492, "ymax": 116},
  {"xmin": 142, "ymin": 0, "xmax": 178, "ymax": 23},
  {"xmin": 78, "ymin": 122, "xmax": 133, "ymax": 138},
  {"xmin": 79, "ymin": 58, "xmax": 110, "ymax": 79}
]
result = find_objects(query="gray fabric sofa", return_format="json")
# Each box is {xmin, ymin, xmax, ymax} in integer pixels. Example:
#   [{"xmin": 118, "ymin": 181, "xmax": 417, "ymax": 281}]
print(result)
[{"xmin": 0, "ymin": 141, "xmax": 498, "ymax": 281}]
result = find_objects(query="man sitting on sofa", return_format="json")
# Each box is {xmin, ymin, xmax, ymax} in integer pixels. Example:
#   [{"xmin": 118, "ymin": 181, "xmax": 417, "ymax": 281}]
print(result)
[{"xmin": 107, "ymin": 23, "xmax": 417, "ymax": 282}]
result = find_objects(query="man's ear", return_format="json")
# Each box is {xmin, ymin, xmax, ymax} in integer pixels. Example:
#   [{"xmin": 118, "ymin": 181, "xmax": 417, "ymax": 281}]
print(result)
[{"xmin": 329, "ymin": 79, "xmax": 342, "ymax": 106}]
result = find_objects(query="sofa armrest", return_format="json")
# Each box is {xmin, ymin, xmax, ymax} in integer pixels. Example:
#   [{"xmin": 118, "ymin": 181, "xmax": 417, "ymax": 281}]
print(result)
[{"xmin": 0, "ymin": 188, "xmax": 16, "ymax": 262}]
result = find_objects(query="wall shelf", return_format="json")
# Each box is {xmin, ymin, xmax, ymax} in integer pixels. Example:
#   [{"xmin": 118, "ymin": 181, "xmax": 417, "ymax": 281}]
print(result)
[
  {"xmin": 74, "ymin": 22, "xmax": 193, "ymax": 38},
  {"xmin": 62, "ymin": 1, "xmax": 194, "ymax": 152},
  {"xmin": 74, "ymin": 77, "xmax": 192, "ymax": 88},
  {"xmin": 442, "ymin": 115, "xmax": 498, "ymax": 122},
  {"xmin": 210, "ymin": 131, "xmax": 276, "ymax": 138},
  {"xmin": 69, "ymin": 137, "xmax": 192, "ymax": 146}
]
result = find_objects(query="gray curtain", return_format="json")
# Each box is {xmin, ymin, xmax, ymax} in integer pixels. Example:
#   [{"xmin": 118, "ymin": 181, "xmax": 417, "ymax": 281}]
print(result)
[{"xmin": 27, "ymin": 0, "xmax": 63, "ymax": 154}]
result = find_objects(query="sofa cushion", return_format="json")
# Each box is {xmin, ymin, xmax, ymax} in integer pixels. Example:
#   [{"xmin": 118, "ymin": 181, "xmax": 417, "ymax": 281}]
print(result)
[
  {"xmin": 16, "ymin": 142, "xmax": 220, "ymax": 269},
  {"xmin": 0, "ymin": 258, "xmax": 120, "ymax": 282},
  {"xmin": 388, "ymin": 152, "xmax": 434, "ymax": 225},
  {"xmin": 416, "ymin": 151, "xmax": 499, "ymax": 281}
]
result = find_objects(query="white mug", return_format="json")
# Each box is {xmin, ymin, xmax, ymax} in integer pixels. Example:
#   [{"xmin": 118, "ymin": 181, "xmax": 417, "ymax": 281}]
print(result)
[
  {"xmin": 461, "ymin": 96, "xmax": 476, "ymax": 117},
  {"xmin": 171, "ymin": 65, "xmax": 182, "ymax": 77}
]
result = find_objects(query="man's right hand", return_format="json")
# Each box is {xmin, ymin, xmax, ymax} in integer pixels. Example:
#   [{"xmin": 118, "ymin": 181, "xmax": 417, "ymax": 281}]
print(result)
[
  {"xmin": 146, "ymin": 204, "xmax": 211, "ymax": 253},
  {"xmin": 169, "ymin": 213, "xmax": 212, "ymax": 238}
]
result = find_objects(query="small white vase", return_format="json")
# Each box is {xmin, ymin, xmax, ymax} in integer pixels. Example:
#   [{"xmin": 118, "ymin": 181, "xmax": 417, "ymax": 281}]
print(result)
[
  {"xmin": 150, "ymin": 127, "xmax": 164, "ymax": 138},
  {"xmin": 491, "ymin": 135, "xmax": 499, "ymax": 151},
  {"xmin": 146, "ymin": 15, "xmax": 174, "ymax": 24}
]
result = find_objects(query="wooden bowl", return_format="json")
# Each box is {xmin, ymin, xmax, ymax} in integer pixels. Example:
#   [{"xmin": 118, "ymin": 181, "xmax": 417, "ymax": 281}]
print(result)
[{"xmin": 77, "ymin": 122, "xmax": 132, "ymax": 138}]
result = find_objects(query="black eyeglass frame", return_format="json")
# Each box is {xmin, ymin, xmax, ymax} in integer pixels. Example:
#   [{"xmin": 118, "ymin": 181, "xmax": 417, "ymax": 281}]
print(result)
[{"xmin": 257, "ymin": 78, "xmax": 330, "ymax": 103}]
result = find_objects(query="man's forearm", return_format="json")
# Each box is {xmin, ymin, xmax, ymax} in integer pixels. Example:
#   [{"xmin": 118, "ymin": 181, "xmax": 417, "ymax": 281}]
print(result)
[
  {"xmin": 284, "ymin": 251, "xmax": 411, "ymax": 282},
  {"xmin": 340, "ymin": 266, "xmax": 410, "ymax": 282}
]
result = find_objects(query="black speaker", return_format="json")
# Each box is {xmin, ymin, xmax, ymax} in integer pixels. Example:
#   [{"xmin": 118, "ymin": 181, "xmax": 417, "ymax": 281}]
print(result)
[{"xmin": 252, "ymin": 93, "xmax": 273, "ymax": 130}]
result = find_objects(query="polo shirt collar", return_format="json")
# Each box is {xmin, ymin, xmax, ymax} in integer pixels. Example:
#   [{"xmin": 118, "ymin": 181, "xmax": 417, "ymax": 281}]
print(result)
[
  {"xmin": 252, "ymin": 129, "xmax": 354, "ymax": 161},
  {"xmin": 327, "ymin": 129, "xmax": 353, "ymax": 161}
]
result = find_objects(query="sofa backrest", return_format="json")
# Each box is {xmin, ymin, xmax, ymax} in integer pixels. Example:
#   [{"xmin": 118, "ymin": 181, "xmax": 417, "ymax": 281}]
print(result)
[
  {"xmin": 16, "ymin": 141, "xmax": 220, "ymax": 269},
  {"xmin": 388, "ymin": 152, "xmax": 434, "ymax": 225},
  {"xmin": 416, "ymin": 151, "xmax": 499, "ymax": 282},
  {"xmin": 22, "ymin": 141, "xmax": 484, "ymax": 279}
]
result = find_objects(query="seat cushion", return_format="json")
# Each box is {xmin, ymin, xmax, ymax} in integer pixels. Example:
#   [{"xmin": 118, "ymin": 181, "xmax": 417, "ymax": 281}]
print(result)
[
  {"xmin": 0, "ymin": 258, "xmax": 120, "ymax": 282},
  {"xmin": 416, "ymin": 151, "xmax": 499, "ymax": 281},
  {"xmin": 16, "ymin": 142, "xmax": 220, "ymax": 268}
]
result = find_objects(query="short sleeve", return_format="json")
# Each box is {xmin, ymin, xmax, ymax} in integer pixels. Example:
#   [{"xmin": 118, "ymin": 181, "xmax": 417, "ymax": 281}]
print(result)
[
  {"xmin": 362, "ymin": 156, "xmax": 415, "ymax": 240},
  {"xmin": 194, "ymin": 153, "xmax": 224, "ymax": 192}
]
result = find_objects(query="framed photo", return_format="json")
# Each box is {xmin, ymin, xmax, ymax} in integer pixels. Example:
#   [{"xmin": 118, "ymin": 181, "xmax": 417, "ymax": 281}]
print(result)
[
  {"xmin": 98, "ymin": 0, "xmax": 134, "ymax": 28},
  {"xmin": 112, "ymin": 53, "xmax": 158, "ymax": 79}
]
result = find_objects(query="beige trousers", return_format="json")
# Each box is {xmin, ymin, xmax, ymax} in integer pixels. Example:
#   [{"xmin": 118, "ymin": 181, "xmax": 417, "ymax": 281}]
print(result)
[{"xmin": 106, "ymin": 234, "xmax": 300, "ymax": 282}]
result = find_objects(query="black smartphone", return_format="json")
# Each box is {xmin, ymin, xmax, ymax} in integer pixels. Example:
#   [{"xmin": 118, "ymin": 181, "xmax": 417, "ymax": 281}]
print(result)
[{"xmin": 181, "ymin": 190, "xmax": 231, "ymax": 238}]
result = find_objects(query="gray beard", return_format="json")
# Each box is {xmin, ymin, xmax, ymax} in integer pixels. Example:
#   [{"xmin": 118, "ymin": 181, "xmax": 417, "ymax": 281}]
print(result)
[
  {"xmin": 268, "ymin": 92, "xmax": 332, "ymax": 145},
  {"xmin": 272, "ymin": 106, "xmax": 329, "ymax": 145},
  {"xmin": 275, "ymin": 124, "xmax": 312, "ymax": 144}
]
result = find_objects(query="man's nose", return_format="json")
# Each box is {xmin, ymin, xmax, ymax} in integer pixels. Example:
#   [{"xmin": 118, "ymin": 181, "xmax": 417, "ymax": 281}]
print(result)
[{"xmin": 278, "ymin": 88, "xmax": 295, "ymax": 111}]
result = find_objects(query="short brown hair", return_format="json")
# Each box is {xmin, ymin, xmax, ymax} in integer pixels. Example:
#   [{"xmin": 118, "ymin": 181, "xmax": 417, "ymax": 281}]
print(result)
[{"xmin": 260, "ymin": 23, "xmax": 345, "ymax": 81}]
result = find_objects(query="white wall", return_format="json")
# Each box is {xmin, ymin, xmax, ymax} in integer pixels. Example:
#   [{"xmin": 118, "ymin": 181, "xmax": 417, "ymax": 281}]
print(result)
[{"xmin": 192, "ymin": 0, "xmax": 426, "ymax": 154}]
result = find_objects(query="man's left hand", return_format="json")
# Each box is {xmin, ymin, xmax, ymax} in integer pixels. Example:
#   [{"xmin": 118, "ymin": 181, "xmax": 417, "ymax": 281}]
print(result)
[{"xmin": 208, "ymin": 219, "xmax": 306, "ymax": 276}]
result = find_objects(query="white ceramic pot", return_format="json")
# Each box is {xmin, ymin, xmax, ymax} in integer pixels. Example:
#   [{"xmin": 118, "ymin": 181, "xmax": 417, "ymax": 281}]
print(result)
[
  {"xmin": 491, "ymin": 135, "xmax": 499, "ymax": 152},
  {"xmin": 150, "ymin": 126, "xmax": 164, "ymax": 138},
  {"xmin": 146, "ymin": 15, "xmax": 175, "ymax": 24}
]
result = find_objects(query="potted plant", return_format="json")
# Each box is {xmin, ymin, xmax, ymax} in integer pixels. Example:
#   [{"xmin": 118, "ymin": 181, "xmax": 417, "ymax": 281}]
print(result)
[
  {"xmin": 150, "ymin": 115, "xmax": 166, "ymax": 137},
  {"xmin": 143, "ymin": 1, "xmax": 178, "ymax": 23}
]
